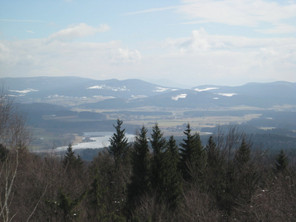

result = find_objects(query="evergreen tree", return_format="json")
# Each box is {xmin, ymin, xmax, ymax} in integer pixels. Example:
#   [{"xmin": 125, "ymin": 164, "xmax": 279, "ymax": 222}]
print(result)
[
  {"xmin": 63, "ymin": 144, "xmax": 83, "ymax": 171},
  {"xmin": 167, "ymin": 136, "xmax": 180, "ymax": 169},
  {"xmin": 161, "ymin": 136, "xmax": 182, "ymax": 210},
  {"xmin": 205, "ymin": 136, "xmax": 226, "ymax": 202},
  {"xmin": 179, "ymin": 124, "xmax": 193, "ymax": 181},
  {"xmin": 63, "ymin": 144, "xmax": 75, "ymax": 167},
  {"xmin": 109, "ymin": 119, "xmax": 129, "ymax": 167},
  {"xmin": 234, "ymin": 138, "xmax": 250, "ymax": 169},
  {"xmin": 222, "ymin": 138, "xmax": 258, "ymax": 213},
  {"xmin": 150, "ymin": 124, "xmax": 166, "ymax": 155},
  {"xmin": 49, "ymin": 190, "xmax": 85, "ymax": 222},
  {"xmin": 206, "ymin": 136, "xmax": 220, "ymax": 168},
  {"xmin": 150, "ymin": 124, "xmax": 167, "ymax": 197},
  {"xmin": 127, "ymin": 126, "xmax": 151, "ymax": 211},
  {"xmin": 108, "ymin": 120, "xmax": 131, "ymax": 218},
  {"xmin": 87, "ymin": 173, "xmax": 109, "ymax": 221},
  {"xmin": 179, "ymin": 124, "xmax": 206, "ymax": 183},
  {"xmin": 275, "ymin": 149, "xmax": 288, "ymax": 172},
  {"xmin": 0, "ymin": 144, "xmax": 9, "ymax": 162}
]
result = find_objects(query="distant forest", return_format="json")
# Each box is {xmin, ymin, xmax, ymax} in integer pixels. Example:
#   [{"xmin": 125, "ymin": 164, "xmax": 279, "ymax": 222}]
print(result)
[{"xmin": 1, "ymin": 95, "xmax": 296, "ymax": 221}]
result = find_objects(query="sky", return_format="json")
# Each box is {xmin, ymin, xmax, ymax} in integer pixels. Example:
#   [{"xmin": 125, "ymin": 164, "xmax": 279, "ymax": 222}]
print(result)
[{"xmin": 0, "ymin": 0, "xmax": 296, "ymax": 87}]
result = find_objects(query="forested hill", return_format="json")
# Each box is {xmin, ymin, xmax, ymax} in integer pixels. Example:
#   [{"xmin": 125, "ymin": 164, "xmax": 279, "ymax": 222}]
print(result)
[
  {"xmin": 0, "ymin": 119, "xmax": 295, "ymax": 221},
  {"xmin": 1, "ymin": 77, "xmax": 296, "ymax": 109}
]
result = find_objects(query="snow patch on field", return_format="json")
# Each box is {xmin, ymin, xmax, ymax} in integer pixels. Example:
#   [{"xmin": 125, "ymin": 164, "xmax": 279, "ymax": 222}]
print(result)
[
  {"xmin": 154, "ymin": 87, "xmax": 169, "ymax": 93},
  {"xmin": 217, "ymin": 93, "xmax": 237, "ymax": 97},
  {"xmin": 87, "ymin": 85, "xmax": 129, "ymax": 91},
  {"xmin": 9, "ymin": 88, "xmax": 38, "ymax": 94},
  {"xmin": 130, "ymin": 95, "xmax": 147, "ymax": 99},
  {"xmin": 194, "ymin": 87, "xmax": 218, "ymax": 92},
  {"xmin": 172, "ymin": 93, "xmax": 187, "ymax": 101}
]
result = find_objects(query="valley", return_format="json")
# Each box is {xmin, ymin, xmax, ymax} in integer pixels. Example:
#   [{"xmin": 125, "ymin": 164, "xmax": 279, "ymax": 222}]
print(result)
[{"xmin": 1, "ymin": 76, "xmax": 296, "ymax": 154}]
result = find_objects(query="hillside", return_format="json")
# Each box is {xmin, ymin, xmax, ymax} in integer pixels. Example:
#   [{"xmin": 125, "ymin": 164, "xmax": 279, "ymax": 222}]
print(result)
[
  {"xmin": 1, "ymin": 77, "xmax": 296, "ymax": 151},
  {"xmin": 2, "ymin": 77, "xmax": 296, "ymax": 109}
]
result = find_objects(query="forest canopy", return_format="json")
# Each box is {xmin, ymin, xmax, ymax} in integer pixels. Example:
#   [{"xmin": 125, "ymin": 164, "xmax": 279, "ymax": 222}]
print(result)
[{"xmin": 0, "ymin": 101, "xmax": 295, "ymax": 221}]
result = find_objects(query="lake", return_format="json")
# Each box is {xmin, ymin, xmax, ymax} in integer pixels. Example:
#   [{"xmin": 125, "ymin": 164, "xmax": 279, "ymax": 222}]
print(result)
[{"xmin": 56, "ymin": 132, "xmax": 135, "ymax": 151}]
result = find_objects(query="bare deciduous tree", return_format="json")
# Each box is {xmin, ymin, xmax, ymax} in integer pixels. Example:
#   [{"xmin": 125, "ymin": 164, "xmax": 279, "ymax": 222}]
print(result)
[{"xmin": 0, "ymin": 90, "xmax": 30, "ymax": 221}]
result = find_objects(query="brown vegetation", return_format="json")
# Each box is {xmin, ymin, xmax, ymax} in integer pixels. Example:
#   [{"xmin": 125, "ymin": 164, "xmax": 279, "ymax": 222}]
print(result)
[{"xmin": 1, "ymin": 93, "xmax": 295, "ymax": 221}]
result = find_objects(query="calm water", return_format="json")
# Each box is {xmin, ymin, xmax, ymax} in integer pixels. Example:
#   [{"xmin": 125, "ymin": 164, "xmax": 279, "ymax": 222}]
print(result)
[{"xmin": 56, "ymin": 132, "xmax": 135, "ymax": 151}]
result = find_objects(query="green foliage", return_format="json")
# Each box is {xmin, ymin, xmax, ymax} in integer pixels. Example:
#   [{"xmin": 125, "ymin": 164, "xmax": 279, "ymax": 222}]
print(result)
[
  {"xmin": 206, "ymin": 136, "xmax": 219, "ymax": 168},
  {"xmin": 150, "ymin": 124, "xmax": 167, "ymax": 196},
  {"xmin": 162, "ymin": 136, "xmax": 183, "ymax": 210},
  {"xmin": 3, "ymin": 121, "xmax": 296, "ymax": 221},
  {"xmin": 46, "ymin": 190, "xmax": 86, "ymax": 222},
  {"xmin": 86, "ymin": 172, "xmax": 111, "ymax": 221},
  {"xmin": 234, "ymin": 138, "xmax": 250, "ymax": 168},
  {"xmin": 219, "ymin": 138, "xmax": 259, "ymax": 214},
  {"xmin": 275, "ymin": 149, "xmax": 288, "ymax": 172},
  {"xmin": 89, "ymin": 120, "xmax": 131, "ymax": 219},
  {"xmin": 150, "ymin": 123, "xmax": 166, "ymax": 155},
  {"xmin": 0, "ymin": 144, "xmax": 9, "ymax": 162},
  {"xmin": 205, "ymin": 136, "xmax": 226, "ymax": 205},
  {"xmin": 150, "ymin": 127, "xmax": 183, "ymax": 210},
  {"xmin": 63, "ymin": 144, "xmax": 83, "ymax": 171},
  {"xmin": 179, "ymin": 124, "xmax": 206, "ymax": 184},
  {"xmin": 128, "ymin": 126, "xmax": 151, "ymax": 211},
  {"xmin": 109, "ymin": 119, "xmax": 129, "ymax": 166}
]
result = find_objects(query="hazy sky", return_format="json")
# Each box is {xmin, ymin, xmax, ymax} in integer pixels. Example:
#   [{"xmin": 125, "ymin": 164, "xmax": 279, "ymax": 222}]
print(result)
[{"xmin": 0, "ymin": 0, "xmax": 296, "ymax": 87}]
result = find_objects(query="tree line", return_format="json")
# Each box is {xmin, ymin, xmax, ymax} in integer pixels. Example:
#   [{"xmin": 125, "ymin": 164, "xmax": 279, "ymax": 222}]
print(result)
[{"xmin": 0, "ymin": 92, "xmax": 295, "ymax": 221}]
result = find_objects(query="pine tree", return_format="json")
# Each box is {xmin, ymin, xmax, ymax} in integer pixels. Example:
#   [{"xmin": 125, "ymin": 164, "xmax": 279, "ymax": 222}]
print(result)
[
  {"xmin": 162, "ymin": 136, "xmax": 182, "ymax": 210},
  {"xmin": 275, "ymin": 149, "xmax": 288, "ymax": 172},
  {"xmin": 63, "ymin": 144, "xmax": 82, "ymax": 171},
  {"xmin": 0, "ymin": 144, "xmax": 9, "ymax": 162},
  {"xmin": 87, "ymin": 173, "xmax": 109, "ymax": 221},
  {"xmin": 205, "ymin": 136, "xmax": 226, "ymax": 202},
  {"xmin": 206, "ymin": 136, "xmax": 220, "ymax": 168},
  {"xmin": 179, "ymin": 124, "xmax": 206, "ymax": 183},
  {"xmin": 108, "ymin": 120, "xmax": 131, "ymax": 218},
  {"xmin": 57, "ymin": 190, "xmax": 86, "ymax": 222},
  {"xmin": 234, "ymin": 138, "xmax": 250, "ymax": 169},
  {"xmin": 179, "ymin": 124, "xmax": 195, "ymax": 171},
  {"xmin": 223, "ymin": 138, "xmax": 258, "ymax": 212},
  {"xmin": 150, "ymin": 124, "xmax": 166, "ymax": 155},
  {"xmin": 108, "ymin": 119, "xmax": 129, "ymax": 167},
  {"xmin": 150, "ymin": 124, "xmax": 167, "ymax": 197},
  {"xmin": 127, "ymin": 126, "xmax": 151, "ymax": 211},
  {"xmin": 63, "ymin": 144, "xmax": 75, "ymax": 167}
]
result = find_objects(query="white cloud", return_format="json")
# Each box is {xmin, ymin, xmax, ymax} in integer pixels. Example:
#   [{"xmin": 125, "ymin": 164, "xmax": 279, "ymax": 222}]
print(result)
[
  {"xmin": 258, "ymin": 23, "xmax": 296, "ymax": 34},
  {"xmin": 48, "ymin": 23, "xmax": 110, "ymax": 41},
  {"xmin": 116, "ymin": 48, "xmax": 141, "ymax": 63},
  {"xmin": 166, "ymin": 28, "xmax": 296, "ymax": 53},
  {"xmin": 147, "ymin": 27, "xmax": 296, "ymax": 85},
  {"xmin": 123, "ymin": 1, "xmax": 296, "ymax": 35},
  {"xmin": 124, "ymin": 6, "xmax": 177, "ymax": 15},
  {"xmin": 178, "ymin": 0, "xmax": 296, "ymax": 33},
  {"xmin": 0, "ymin": 22, "xmax": 144, "ymax": 80}
]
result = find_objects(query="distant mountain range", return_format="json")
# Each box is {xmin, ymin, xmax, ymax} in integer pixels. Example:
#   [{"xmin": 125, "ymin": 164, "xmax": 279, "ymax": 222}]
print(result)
[
  {"xmin": 1, "ymin": 76, "xmax": 296, "ymax": 109},
  {"xmin": 1, "ymin": 76, "xmax": 296, "ymax": 151}
]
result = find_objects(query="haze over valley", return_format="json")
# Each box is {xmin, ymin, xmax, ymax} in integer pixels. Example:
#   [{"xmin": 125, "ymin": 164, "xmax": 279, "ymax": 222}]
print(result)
[
  {"xmin": 1, "ymin": 76, "xmax": 295, "ymax": 153},
  {"xmin": 1, "ymin": 1, "xmax": 296, "ymax": 220}
]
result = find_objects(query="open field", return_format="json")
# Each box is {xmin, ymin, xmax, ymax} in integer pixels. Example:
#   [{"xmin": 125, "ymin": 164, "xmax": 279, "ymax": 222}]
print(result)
[{"xmin": 20, "ymin": 100, "xmax": 295, "ymax": 151}]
